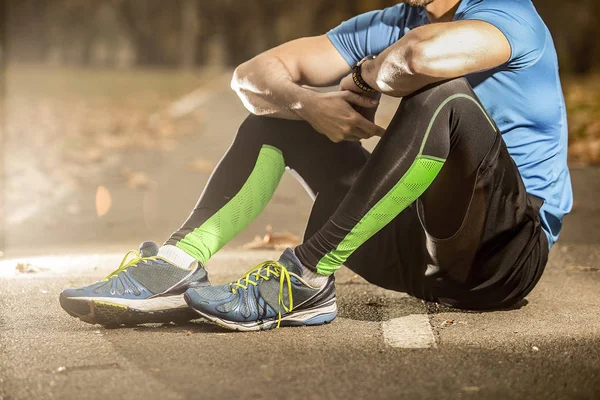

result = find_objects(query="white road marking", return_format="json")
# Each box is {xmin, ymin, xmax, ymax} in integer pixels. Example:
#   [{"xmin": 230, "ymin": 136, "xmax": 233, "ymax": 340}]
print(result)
[{"xmin": 382, "ymin": 314, "xmax": 437, "ymax": 349}]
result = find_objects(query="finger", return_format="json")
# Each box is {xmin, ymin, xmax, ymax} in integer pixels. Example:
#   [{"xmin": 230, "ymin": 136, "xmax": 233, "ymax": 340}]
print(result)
[
  {"xmin": 349, "ymin": 127, "xmax": 372, "ymax": 140},
  {"xmin": 343, "ymin": 91, "xmax": 379, "ymax": 109},
  {"xmin": 354, "ymin": 114, "xmax": 386, "ymax": 138}
]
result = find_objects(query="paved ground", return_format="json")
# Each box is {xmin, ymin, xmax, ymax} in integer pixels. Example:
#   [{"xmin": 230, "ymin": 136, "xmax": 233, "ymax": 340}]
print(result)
[
  {"xmin": 1, "ymin": 81, "xmax": 599, "ymax": 399},
  {"xmin": 1, "ymin": 240, "xmax": 599, "ymax": 400}
]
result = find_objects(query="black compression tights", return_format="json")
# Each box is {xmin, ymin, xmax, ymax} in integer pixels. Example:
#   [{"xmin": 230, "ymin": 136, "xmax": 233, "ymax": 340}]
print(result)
[{"xmin": 165, "ymin": 78, "xmax": 498, "ymax": 276}]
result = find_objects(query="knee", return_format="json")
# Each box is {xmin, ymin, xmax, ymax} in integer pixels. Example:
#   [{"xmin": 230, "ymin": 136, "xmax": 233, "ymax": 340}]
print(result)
[
  {"xmin": 230, "ymin": 115, "xmax": 277, "ymax": 151},
  {"xmin": 404, "ymin": 77, "xmax": 473, "ymax": 107},
  {"xmin": 237, "ymin": 114, "xmax": 276, "ymax": 137},
  {"xmin": 237, "ymin": 114, "xmax": 304, "ymax": 143}
]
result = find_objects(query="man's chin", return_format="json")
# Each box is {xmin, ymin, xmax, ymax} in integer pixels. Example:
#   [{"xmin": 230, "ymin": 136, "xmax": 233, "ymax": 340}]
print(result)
[{"xmin": 403, "ymin": 0, "xmax": 435, "ymax": 7}]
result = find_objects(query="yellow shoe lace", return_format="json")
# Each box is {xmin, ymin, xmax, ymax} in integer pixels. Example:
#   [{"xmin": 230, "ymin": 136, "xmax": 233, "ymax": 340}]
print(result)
[
  {"xmin": 103, "ymin": 250, "xmax": 158, "ymax": 281},
  {"xmin": 230, "ymin": 261, "xmax": 293, "ymax": 328}
]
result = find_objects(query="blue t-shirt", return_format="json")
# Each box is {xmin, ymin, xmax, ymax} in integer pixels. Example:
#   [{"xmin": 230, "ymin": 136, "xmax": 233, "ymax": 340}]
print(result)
[{"xmin": 327, "ymin": 0, "xmax": 572, "ymax": 248}]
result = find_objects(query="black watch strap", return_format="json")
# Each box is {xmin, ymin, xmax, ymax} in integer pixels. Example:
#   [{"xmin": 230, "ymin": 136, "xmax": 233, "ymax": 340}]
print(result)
[{"xmin": 352, "ymin": 55, "xmax": 376, "ymax": 93}]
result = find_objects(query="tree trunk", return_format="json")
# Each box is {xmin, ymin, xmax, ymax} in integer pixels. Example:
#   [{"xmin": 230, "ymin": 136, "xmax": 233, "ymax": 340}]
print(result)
[{"xmin": 180, "ymin": 0, "xmax": 198, "ymax": 69}]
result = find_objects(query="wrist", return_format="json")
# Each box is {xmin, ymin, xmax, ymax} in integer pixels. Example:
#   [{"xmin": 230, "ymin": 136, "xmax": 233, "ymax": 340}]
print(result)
[
  {"xmin": 352, "ymin": 56, "xmax": 377, "ymax": 93},
  {"xmin": 292, "ymin": 88, "xmax": 318, "ymax": 120},
  {"xmin": 361, "ymin": 58, "xmax": 380, "ymax": 93}
]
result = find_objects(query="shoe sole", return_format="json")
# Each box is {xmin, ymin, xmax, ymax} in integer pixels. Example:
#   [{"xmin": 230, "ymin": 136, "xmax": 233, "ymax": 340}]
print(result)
[
  {"xmin": 185, "ymin": 294, "xmax": 338, "ymax": 332},
  {"xmin": 59, "ymin": 294, "xmax": 198, "ymax": 327}
]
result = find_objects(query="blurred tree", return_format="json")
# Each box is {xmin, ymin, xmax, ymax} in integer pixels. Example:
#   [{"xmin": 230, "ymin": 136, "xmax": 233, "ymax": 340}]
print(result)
[
  {"xmin": 4, "ymin": 0, "xmax": 600, "ymax": 74},
  {"xmin": 536, "ymin": 0, "xmax": 600, "ymax": 74},
  {"xmin": 180, "ymin": 0, "xmax": 199, "ymax": 69}
]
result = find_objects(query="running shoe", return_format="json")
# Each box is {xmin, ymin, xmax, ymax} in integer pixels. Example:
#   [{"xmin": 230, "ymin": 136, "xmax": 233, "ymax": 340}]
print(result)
[
  {"xmin": 184, "ymin": 248, "xmax": 337, "ymax": 331},
  {"xmin": 59, "ymin": 241, "xmax": 209, "ymax": 326}
]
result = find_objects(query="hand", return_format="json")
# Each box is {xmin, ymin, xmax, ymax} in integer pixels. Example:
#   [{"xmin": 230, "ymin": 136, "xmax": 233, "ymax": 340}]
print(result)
[
  {"xmin": 339, "ymin": 72, "xmax": 381, "ymax": 123},
  {"xmin": 298, "ymin": 90, "xmax": 385, "ymax": 143}
]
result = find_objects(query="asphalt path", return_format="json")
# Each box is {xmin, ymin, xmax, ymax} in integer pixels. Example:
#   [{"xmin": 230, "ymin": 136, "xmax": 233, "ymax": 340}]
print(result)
[
  {"xmin": 1, "ymin": 234, "xmax": 599, "ymax": 400},
  {"xmin": 1, "ymin": 84, "xmax": 598, "ymax": 399}
]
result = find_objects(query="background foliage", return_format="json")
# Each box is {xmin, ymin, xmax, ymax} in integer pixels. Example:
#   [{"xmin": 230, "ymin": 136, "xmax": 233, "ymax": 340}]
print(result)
[{"xmin": 5, "ymin": 0, "xmax": 600, "ymax": 74}]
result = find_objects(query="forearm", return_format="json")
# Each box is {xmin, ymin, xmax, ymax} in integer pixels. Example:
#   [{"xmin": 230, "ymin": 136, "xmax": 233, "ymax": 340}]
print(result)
[
  {"xmin": 361, "ymin": 32, "xmax": 437, "ymax": 98},
  {"xmin": 231, "ymin": 55, "xmax": 316, "ymax": 120},
  {"xmin": 361, "ymin": 22, "xmax": 511, "ymax": 98}
]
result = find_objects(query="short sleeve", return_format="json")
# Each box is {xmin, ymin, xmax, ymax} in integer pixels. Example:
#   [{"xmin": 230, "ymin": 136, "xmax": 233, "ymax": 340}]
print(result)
[
  {"xmin": 459, "ymin": 1, "xmax": 547, "ymax": 70},
  {"xmin": 326, "ymin": 5, "xmax": 408, "ymax": 67}
]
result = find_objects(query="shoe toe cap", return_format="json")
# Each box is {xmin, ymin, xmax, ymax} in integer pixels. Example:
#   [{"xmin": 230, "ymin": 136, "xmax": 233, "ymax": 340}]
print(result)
[
  {"xmin": 184, "ymin": 285, "xmax": 234, "ymax": 311},
  {"xmin": 60, "ymin": 287, "xmax": 89, "ymax": 298}
]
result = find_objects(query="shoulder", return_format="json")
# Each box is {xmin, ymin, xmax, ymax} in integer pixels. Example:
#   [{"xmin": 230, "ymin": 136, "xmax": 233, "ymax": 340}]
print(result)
[
  {"xmin": 352, "ymin": 3, "xmax": 412, "ymax": 27},
  {"xmin": 457, "ymin": 0, "xmax": 545, "ymax": 30},
  {"xmin": 456, "ymin": 0, "xmax": 547, "ymax": 69}
]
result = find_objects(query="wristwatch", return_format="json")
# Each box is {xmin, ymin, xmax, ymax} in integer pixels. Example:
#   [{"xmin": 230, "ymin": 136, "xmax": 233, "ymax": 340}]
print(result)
[{"xmin": 352, "ymin": 55, "xmax": 377, "ymax": 93}]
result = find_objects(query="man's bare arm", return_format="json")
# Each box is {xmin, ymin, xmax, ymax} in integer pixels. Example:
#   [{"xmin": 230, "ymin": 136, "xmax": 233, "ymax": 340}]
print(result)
[
  {"xmin": 231, "ymin": 35, "xmax": 350, "ymax": 119},
  {"xmin": 231, "ymin": 35, "xmax": 385, "ymax": 142},
  {"xmin": 361, "ymin": 20, "xmax": 511, "ymax": 97}
]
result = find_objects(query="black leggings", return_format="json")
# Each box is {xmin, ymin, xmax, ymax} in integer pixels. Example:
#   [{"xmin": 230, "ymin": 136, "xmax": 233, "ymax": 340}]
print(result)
[{"xmin": 167, "ymin": 78, "xmax": 548, "ymax": 309}]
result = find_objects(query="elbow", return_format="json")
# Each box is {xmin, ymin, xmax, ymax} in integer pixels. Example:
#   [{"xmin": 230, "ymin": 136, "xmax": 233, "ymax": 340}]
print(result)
[
  {"xmin": 404, "ymin": 41, "xmax": 426, "ymax": 76},
  {"xmin": 230, "ymin": 61, "xmax": 262, "ymax": 115},
  {"xmin": 231, "ymin": 62, "xmax": 250, "ymax": 93},
  {"xmin": 399, "ymin": 40, "xmax": 432, "ymax": 77},
  {"xmin": 376, "ymin": 41, "xmax": 429, "ymax": 87},
  {"xmin": 404, "ymin": 40, "xmax": 446, "ymax": 78},
  {"xmin": 374, "ymin": 40, "xmax": 436, "ymax": 96}
]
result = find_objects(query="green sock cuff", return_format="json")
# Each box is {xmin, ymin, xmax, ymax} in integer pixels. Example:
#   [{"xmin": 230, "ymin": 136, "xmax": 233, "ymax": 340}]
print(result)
[{"xmin": 176, "ymin": 145, "xmax": 285, "ymax": 264}]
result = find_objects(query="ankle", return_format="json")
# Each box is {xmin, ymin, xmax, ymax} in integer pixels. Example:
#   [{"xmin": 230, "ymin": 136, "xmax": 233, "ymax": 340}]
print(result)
[
  {"xmin": 301, "ymin": 266, "xmax": 330, "ymax": 287},
  {"xmin": 293, "ymin": 250, "xmax": 329, "ymax": 287},
  {"xmin": 158, "ymin": 245, "xmax": 198, "ymax": 269}
]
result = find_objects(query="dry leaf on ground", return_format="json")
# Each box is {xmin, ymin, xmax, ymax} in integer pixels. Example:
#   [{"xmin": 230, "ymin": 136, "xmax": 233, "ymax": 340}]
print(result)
[
  {"xmin": 121, "ymin": 168, "xmax": 155, "ymax": 190},
  {"xmin": 16, "ymin": 262, "xmax": 49, "ymax": 273},
  {"xmin": 568, "ymin": 139, "xmax": 600, "ymax": 167},
  {"xmin": 242, "ymin": 228, "xmax": 301, "ymax": 250},
  {"xmin": 186, "ymin": 158, "xmax": 215, "ymax": 172},
  {"xmin": 440, "ymin": 319, "xmax": 455, "ymax": 328},
  {"xmin": 64, "ymin": 148, "xmax": 105, "ymax": 165},
  {"xmin": 339, "ymin": 274, "xmax": 362, "ymax": 285},
  {"xmin": 565, "ymin": 265, "xmax": 599, "ymax": 272},
  {"xmin": 96, "ymin": 185, "xmax": 112, "ymax": 217}
]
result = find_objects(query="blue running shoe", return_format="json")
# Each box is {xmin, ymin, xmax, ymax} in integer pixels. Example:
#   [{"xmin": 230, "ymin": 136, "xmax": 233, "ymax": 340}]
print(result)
[
  {"xmin": 184, "ymin": 248, "xmax": 336, "ymax": 331},
  {"xmin": 59, "ymin": 241, "xmax": 209, "ymax": 327}
]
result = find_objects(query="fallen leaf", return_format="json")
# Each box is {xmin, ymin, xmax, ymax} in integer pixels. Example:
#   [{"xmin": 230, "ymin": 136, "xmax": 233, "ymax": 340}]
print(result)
[
  {"xmin": 186, "ymin": 158, "xmax": 215, "ymax": 172},
  {"xmin": 16, "ymin": 262, "xmax": 49, "ymax": 273},
  {"xmin": 565, "ymin": 265, "xmax": 599, "ymax": 272},
  {"xmin": 96, "ymin": 185, "xmax": 112, "ymax": 217},
  {"xmin": 122, "ymin": 168, "xmax": 154, "ymax": 190},
  {"xmin": 241, "ymin": 230, "xmax": 301, "ymax": 250},
  {"xmin": 441, "ymin": 319, "xmax": 455, "ymax": 328},
  {"xmin": 64, "ymin": 148, "xmax": 104, "ymax": 164}
]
